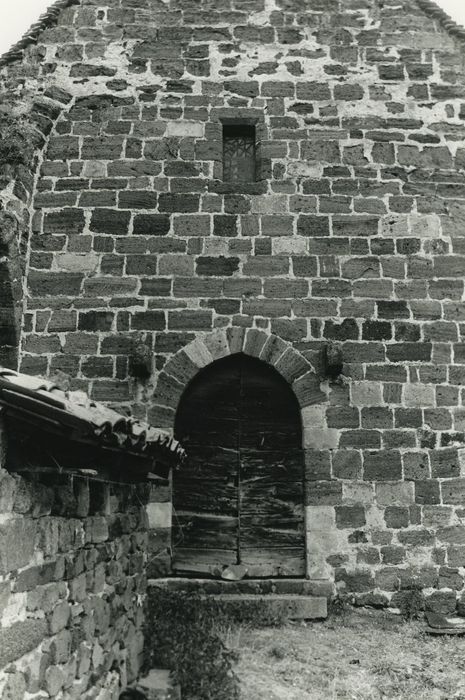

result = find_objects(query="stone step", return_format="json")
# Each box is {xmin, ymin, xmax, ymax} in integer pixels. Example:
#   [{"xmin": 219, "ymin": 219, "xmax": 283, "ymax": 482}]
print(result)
[
  {"xmin": 149, "ymin": 578, "xmax": 327, "ymax": 620},
  {"xmin": 204, "ymin": 593, "xmax": 327, "ymax": 620},
  {"xmin": 149, "ymin": 576, "xmax": 333, "ymax": 598},
  {"xmin": 136, "ymin": 669, "xmax": 181, "ymax": 700}
]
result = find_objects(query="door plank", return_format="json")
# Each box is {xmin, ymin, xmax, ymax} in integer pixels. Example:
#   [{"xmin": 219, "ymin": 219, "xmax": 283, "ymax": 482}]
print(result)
[
  {"xmin": 173, "ymin": 548, "xmax": 237, "ymax": 576},
  {"xmin": 173, "ymin": 354, "xmax": 306, "ymax": 577},
  {"xmin": 173, "ymin": 513, "xmax": 238, "ymax": 549},
  {"xmin": 240, "ymin": 548, "xmax": 306, "ymax": 577}
]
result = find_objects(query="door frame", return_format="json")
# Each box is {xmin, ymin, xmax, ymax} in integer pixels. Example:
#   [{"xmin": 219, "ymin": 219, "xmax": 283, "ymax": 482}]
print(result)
[{"xmin": 151, "ymin": 328, "xmax": 330, "ymax": 580}]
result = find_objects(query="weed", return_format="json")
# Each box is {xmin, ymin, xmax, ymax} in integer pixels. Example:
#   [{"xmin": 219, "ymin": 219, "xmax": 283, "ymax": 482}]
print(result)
[
  {"xmin": 144, "ymin": 589, "xmax": 240, "ymax": 700},
  {"xmin": 270, "ymin": 644, "xmax": 287, "ymax": 660},
  {"xmin": 215, "ymin": 598, "xmax": 288, "ymax": 628},
  {"xmin": 0, "ymin": 116, "xmax": 36, "ymax": 170},
  {"xmin": 398, "ymin": 587, "xmax": 425, "ymax": 622},
  {"xmin": 329, "ymin": 592, "xmax": 353, "ymax": 621}
]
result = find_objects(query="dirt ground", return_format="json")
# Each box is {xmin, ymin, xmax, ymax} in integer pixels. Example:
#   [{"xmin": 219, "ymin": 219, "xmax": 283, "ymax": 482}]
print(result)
[{"xmin": 224, "ymin": 610, "xmax": 465, "ymax": 700}]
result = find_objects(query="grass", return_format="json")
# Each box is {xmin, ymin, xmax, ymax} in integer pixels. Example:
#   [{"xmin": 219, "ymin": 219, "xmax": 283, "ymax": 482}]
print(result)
[{"xmin": 221, "ymin": 609, "xmax": 465, "ymax": 699}]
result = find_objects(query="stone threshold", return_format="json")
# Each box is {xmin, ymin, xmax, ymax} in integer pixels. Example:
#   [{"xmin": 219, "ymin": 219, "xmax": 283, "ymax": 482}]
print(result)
[
  {"xmin": 148, "ymin": 577, "xmax": 330, "ymax": 620},
  {"xmin": 149, "ymin": 576, "xmax": 334, "ymax": 597}
]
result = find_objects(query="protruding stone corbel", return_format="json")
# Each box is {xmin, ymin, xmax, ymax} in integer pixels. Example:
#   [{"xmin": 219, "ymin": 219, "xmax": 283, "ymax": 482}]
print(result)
[{"xmin": 324, "ymin": 342, "xmax": 343, "ymax": 380}]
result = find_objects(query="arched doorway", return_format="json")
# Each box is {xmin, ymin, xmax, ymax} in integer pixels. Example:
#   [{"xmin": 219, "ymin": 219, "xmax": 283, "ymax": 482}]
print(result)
[{"xmin": 173, "ymin": 353, "xmax": 305, "ymax": 578}]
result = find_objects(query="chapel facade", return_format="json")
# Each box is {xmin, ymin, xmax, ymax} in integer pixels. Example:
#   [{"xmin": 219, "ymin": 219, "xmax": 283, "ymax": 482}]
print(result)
[{"xmin": 2, "ymin": 0, "xmax": 465, "ymax": 612}]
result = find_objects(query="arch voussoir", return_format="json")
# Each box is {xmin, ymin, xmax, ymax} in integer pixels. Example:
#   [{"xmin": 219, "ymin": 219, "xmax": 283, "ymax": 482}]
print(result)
[
  {"xmin": 152, "ymin": 328, "xmax": 326, "ymax": 433},
  {"xmin": 293, "ymin": 371, "xmax": 327, "ymax": 408},
  {"xmin": 162, "ymin": 349, "xmax": 199, "ymax": 387},
  {"xmin": 204, "ymin": 329, "xmax": 230, "ymax": 361},
  {"xmin": 226, "ymin": 326, "xmax": 246, "ymax": 354},
  {"xmin": 258, "ymin": 334, "xmax": 289, "ymax": 367},
  {"xmin": 242, "ymin": 328, "xmax": 268, "ymax": 358},
  {"xmin": 275, "ymin": 347, "xmax": 314, "ymax": 385},
  {"xmin": 183, "ymin": 337, "xmax": 214, "ymax": 369}
]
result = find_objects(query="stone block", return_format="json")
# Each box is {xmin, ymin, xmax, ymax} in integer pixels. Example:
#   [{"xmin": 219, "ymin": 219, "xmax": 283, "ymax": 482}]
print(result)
[
  {"xmin": 363, "ymin": 451, "xmax": 402, "ymax": 481},
  {"xmin": 342, "ymin": 482, "xmax": 374, "ymax": 505},
  {"xmin": 425, "ymin": 591, "xmax": 457, "ymax": 615},
  {"xmin": 403, "ymin": 452, "xmax": 430, "ymax": 480},
  {"xmin": 305, "ymin": 481, "xmax": 342, "ymax": 506},
  {"xmin": 184, "ymin": 339, "xmax": 214, "ymax": 369},
  {"xmin": 351, "ymin": 382, "xmax": 383, "ymax": 407},
  {"xmin": 250, "ymin": 195, "xmax": 288, "ymax": 214},
  {"xmin": 403, "ymin": 384, "xmax": 435, "ymax": 408},
  {"xmin": 0, "ymin": 470, "xmax": 16, "ymax": 513},
  {"xmin": 332, "ymin": 451, "xmax": 362, "ymax": 480},
  {"xmin": 0, "ymin": 619, "xmax": 47, "ymax": 667},
  {"xmin": 335, "ymin": 568, "xmax": 374, "ymax": 593},
  {"xmin": 431, "ymin": 449, "xmax": 460, "ymax": 478},
  {"xmin": 304, "ymin": 450, "xmax": 331, "ymax": 481},
  {"xmin": 146, "ymin": 503, "xmax": 171, "ymax": 530},
  {"xmin": 196, "ymin": 256, "xmax": 239, "ymax": 276},
  {"xmin": 0, "ymin": 519, "xmax": 37, "ymax": 575},
  {"xmin": 437, "ymin": 526, "xmax": 465, "ymax": 544},
  {"xmin": 376, "ymin": 482, "xmax": 414, "ymax": 506},
  {"xmin": 335, "ymin": 505, "xmax": 366, "ymax": 529},
  {"xmin": 415, "ymin": 480, "xmax": 440, "ymax": 505},
  {"xmin": 49, "ymin": 600, "xmax": 70, "ymax": 634},
  {"xmin": 294, "ymin": 373, "xmax": 327, "ymax": 410},
  {"xmin": 442, "ymin": 478, "xmax": 465, "ymax": 504},
  {"xmin": 45, "ymin": 664, "xmax": 65, "ymax": 697},
  {"xmin": 166, "ymin": 122, "xmax": 204, "ymax": 137},
  {"xmin": 305, "ymin": 505, "xmax": 336, "ymax": 531},
  {"xmin": 0, "ymin": 672, "xmax": 26, "ymax": 700},
  {"xmin": 397, "ymin": 529, "xmax": 435, "ymax": 547},
  {"xmin": 303, "ymin": 428, "xmax": 339, "ymax": 450},
  {"xmin": 173, "ymin": 215, "xmax": 211, "ymax": 237}
]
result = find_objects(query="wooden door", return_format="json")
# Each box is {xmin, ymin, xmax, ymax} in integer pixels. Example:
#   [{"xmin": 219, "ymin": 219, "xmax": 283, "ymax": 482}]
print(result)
[{"xmin": 173, "ymin": 354, "xmax": 305, "ymax": 577}]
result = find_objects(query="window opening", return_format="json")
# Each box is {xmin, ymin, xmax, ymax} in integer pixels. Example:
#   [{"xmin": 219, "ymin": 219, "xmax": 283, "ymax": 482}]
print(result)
[{"xmin": 223, "ymin": 124, "xmax": 256, "ymax": 183}]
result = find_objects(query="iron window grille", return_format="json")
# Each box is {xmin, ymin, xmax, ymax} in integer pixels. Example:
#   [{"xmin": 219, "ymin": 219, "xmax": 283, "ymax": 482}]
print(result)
[{"xmin": 222, "ymin": 124, "xmax": 257, "ymax": 183}]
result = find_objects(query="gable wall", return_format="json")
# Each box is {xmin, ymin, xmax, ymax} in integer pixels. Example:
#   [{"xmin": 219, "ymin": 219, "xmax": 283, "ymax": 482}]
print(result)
[{"xmin": 2, "ymin": 0, "xmax": 465, "ymax": 609}]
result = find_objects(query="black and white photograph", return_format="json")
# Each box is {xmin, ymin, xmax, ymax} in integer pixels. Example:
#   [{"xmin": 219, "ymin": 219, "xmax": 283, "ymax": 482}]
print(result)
[{"xmin": 1, "ymin": 0, "xmax": 465, "ymax": 697}]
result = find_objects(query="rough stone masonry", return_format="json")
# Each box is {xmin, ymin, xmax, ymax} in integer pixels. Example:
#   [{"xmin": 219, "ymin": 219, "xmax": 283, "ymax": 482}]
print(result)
[
  {"xmin": 2, "ymin": 0, "xmax": 465, "ymax": 623},
  {"xmin": 0, "ymin": 423, "xmax": 154, "ymax": 698}
]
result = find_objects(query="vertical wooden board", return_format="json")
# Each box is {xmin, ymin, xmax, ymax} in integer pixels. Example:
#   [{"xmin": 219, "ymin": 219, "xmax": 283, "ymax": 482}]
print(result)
[
  {"xmin": 172, "ymin": 548, "xmax": 238, "ymax": 576},
  {"xmin": 173, "ymin": 479, "xmax": 238, "ymax": 515},
  {"xmin": 172, "ymin": 513, "xmax": 239, "ymax": 549},
  {"xmin": 239, "ymin": 446, "xmax": 305, "ymax": 565},
  {"xmin": 172, "ymin": 354, "xmax": 306, "ymax": 578},
  {"xmin": 240, "ymin": 449, "xmax": 304, "ymax": 483},
  {"xmin": 240, "ymin": 549, "xmax": 306, "ymax": 577},
  {"xmin": 174, "ymin": 445, "xmax": 239, "ymax": 483}
]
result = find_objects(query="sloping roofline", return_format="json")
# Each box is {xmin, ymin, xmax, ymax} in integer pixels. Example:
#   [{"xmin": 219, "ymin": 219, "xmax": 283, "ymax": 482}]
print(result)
[
  {"xmin": 0, "ymin": 367, "xmax": 185, "ymax": 478},
  {"xmin": 0, "ymin": 0, "xmax": 465, "ymax": 69},
  {"xmin": 0, "ymin": 0, "xmax": 79, "ymax": 68}
]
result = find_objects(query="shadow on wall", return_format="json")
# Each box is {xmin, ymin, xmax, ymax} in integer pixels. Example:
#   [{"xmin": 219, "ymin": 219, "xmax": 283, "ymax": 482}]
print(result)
[{"xmin": 0, "ymin": 211, "xmax": 22, "ymax": 369}]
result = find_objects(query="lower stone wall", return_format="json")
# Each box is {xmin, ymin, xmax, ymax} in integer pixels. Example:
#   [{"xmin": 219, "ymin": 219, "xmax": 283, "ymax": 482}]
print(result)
[{"xmin": 0, "ymin": 462, "xmax": 152, "ymax": 699}]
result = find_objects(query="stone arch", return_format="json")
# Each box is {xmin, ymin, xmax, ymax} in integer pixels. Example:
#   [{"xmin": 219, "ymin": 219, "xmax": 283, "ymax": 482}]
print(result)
[
  {"xmin": 0, "ymin": 83, "xmax": 74, "ymax": 370},
  {"xmin": 152, "ymin": 327, "xmax": 328, "ymax": 440}
]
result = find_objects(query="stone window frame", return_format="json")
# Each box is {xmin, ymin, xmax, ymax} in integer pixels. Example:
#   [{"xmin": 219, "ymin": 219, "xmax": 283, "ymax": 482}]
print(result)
[
  {"xmin": 222, "ymin": 119, "xmax": 258, "ymax": 183},
  {"xmin": 208, "ymin": 109, "xmax": 269, "ymax": 195}
]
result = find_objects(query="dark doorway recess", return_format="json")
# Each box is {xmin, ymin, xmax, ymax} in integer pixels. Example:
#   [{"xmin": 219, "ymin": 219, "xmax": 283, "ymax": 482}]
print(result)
[{"xmin": 173, "ymin": 353, "xmax": 305, "ymax": 578}]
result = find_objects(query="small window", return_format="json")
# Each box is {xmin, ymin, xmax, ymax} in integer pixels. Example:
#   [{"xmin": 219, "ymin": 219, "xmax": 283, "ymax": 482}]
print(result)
[{"xmin": 223, "ymin": 124, "xmax": 256, "ymax": 183}]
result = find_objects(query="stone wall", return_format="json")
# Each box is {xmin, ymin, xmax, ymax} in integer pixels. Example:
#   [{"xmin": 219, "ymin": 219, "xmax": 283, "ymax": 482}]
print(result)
[
  {"xmin": 2, "ymin": 0, "xmax": 465, "ymax": 608},
  {"xmin": 0, "ymin": 416, "xmax": 165, "ymax": 699}
]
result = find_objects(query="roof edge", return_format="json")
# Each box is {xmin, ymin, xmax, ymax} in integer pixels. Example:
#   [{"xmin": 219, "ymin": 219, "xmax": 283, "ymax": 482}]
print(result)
[
  {"xmin": 1, "ymin": 0, "xmax": 465, "ymax": 70},
  {"xmin": 0, "ymin": 367, "xmax": 185, "ymax": 479},
  {"xmin": 0, "ymin": 0, "xmax": 80, "ymax": 69},
  {"xmin": 415, "ymin": 0, "xmax": 465, "ymax": 41}
]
